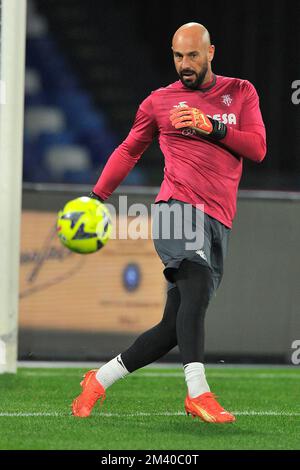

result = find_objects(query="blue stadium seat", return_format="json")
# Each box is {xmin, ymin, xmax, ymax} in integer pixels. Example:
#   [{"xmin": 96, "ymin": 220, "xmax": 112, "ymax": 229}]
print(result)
[
  {"xmin": 68, "ymin": 109, "xmax": 106, "ymax": 131},
  {"xmin": 25, "ymin": 92, "xmax": 48, "ymax": 107},
  {"xmin": 63, "ymin": 168, "xmax": 99, "ymax": 185},
  {"xmin": 79, "ymin": 130, "xmax": 117, "ymax": 164},
  {"xmin": 36, "ymin": 130, "xmax": 77, "ymax": 160},
  {"xmin": 53, "ymin": 91, "xmax": 92, "ymax": 110},
  {"xmin": 44, "ymin": 144, "xmax": 92, "ymax": 182},
  {"xmin": 25, "ymin": 106, "xmax": 66, "ymax": 138}
]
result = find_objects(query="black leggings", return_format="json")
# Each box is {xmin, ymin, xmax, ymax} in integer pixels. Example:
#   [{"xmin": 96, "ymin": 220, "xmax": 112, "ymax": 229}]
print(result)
[{"xmin": 121, "ymin": 260, "xmax": 214, "ymax": 372}]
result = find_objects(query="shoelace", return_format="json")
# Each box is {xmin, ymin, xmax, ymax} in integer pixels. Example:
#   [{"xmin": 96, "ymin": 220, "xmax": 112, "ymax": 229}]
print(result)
[
  {"xmin": 82, "ymin": 373, "xmax": 106, "ymax": 408},
  {"xmin": 197, "ymin": 393, "xmax": 226, "ymax": 414}
]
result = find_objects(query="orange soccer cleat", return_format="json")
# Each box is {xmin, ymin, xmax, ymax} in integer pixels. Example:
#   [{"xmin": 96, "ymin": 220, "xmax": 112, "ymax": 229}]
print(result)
[
  {"xmin": 72, "ymin": 369, "xmax": 106, "ymax": 418},
  {"xmin": 185, "ymin": 392, "xmax": 236, "ymax": 424}
]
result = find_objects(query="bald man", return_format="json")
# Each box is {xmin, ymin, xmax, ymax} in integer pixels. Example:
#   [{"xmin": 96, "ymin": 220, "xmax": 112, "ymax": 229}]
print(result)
[{"xmin": 72, "ymin": 23, "xmax": 266, "ymax": 423}]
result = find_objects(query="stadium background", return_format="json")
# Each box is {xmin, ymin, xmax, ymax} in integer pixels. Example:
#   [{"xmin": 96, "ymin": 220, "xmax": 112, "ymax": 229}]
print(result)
[{"xmin": 20, "ymin": 0, "xmax": 300, "ymax": 364}]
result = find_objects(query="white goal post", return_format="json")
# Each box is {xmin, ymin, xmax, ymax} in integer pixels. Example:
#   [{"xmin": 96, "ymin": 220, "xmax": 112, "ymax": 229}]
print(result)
[{"xmin": 0, "ymin": 0, "xmax": 27, "ymax": 373}]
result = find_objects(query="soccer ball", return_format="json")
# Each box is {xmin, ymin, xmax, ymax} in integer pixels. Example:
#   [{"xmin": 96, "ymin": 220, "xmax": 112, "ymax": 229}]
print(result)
[{"xmin": 56, "ymin": 197, "xmax": 112, "ymax": 254}]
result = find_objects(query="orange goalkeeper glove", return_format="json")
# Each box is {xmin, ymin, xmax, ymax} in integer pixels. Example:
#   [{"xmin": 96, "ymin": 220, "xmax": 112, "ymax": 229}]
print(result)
[{"xmin": 169, "ymin": 107, "xmax": 227, "ymax": 140}]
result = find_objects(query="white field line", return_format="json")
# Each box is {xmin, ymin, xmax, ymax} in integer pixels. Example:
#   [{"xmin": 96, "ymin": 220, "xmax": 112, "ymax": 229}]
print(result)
[
  {"xmin": 19, "ymin": 371, "xmax": 300, "ymax": 379},
  {"xmin": 0, "ymin": 411, "xmax": 300, "ymax": 418}
]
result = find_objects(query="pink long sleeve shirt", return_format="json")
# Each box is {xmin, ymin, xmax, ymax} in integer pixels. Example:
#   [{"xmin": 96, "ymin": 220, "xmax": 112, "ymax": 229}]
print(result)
[{"xmin": 93, "ymin": 74, "xmax": 266, "ymax": 228}]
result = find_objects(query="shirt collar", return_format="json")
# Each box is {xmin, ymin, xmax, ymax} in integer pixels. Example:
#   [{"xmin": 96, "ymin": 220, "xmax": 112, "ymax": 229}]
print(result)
[{"xmin": 198, "ymin": 73, "xmax": 217, "ymax": 92}]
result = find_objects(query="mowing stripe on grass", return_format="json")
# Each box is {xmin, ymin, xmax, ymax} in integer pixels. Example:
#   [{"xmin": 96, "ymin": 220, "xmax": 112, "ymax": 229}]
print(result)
[{"xmin": 0, "ymin": 411, "xmax": 300, "ymax": 418}]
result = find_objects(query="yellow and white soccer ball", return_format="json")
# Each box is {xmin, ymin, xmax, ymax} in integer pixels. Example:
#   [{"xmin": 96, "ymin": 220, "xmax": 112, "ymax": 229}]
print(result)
[{"xmin": 56, "ymin": 196, "xmax": 112, "ymax": 254}]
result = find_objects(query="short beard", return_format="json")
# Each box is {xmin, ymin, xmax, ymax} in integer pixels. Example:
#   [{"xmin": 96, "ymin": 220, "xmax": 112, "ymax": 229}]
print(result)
[{"xmin": 179, "ymin": 62, "xmax": 209, "ymax": 90}]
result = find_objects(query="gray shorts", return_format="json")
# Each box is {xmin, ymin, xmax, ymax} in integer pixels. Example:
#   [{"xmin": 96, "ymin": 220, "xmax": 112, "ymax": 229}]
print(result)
[{"xmin": 152, "ymin": 199, "xmax": 230, "ymax": 294}]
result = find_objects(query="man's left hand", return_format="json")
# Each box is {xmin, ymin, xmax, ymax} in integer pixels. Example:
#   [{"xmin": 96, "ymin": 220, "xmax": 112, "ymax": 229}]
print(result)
[
  {"xmin": 169, "ymin": 106, "xmax": 227, "ymax": 140},
  {"xmin": 170, "ymin": 107, "xmax": 213, "ymax": 135}
]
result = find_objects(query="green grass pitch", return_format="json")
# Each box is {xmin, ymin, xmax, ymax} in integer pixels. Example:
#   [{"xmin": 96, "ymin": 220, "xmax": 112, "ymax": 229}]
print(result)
[{"xmin": 0, "ymin": 367, "xmax": 299, "ymax": 450}]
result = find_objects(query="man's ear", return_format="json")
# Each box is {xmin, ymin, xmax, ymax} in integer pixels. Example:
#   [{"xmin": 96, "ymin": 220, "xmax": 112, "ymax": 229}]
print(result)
[{"xmin": 208, "ymin": 45, "xmax": 215, "ymax": 63}]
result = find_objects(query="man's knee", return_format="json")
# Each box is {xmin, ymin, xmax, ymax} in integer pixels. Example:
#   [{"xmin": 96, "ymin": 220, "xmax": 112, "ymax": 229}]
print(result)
[{"xmin": 174, "ymin": 259, "xmax": 214, "ymax": 305}]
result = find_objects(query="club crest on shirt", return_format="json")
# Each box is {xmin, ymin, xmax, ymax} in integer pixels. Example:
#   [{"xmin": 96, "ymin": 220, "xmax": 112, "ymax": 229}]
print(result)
[{"xmin": 221, "ymin": 94, "xmax": 233, "ymax": 106}]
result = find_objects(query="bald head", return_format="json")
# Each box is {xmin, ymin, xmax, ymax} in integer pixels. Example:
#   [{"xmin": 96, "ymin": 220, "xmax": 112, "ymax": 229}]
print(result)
[
  {"xmin": 172, "ymin": 22, "xmax": 215, "ymax": 89},
  {"xmin": 172, "ymin": 23, "xmax": 211, "ymax": 49}
]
